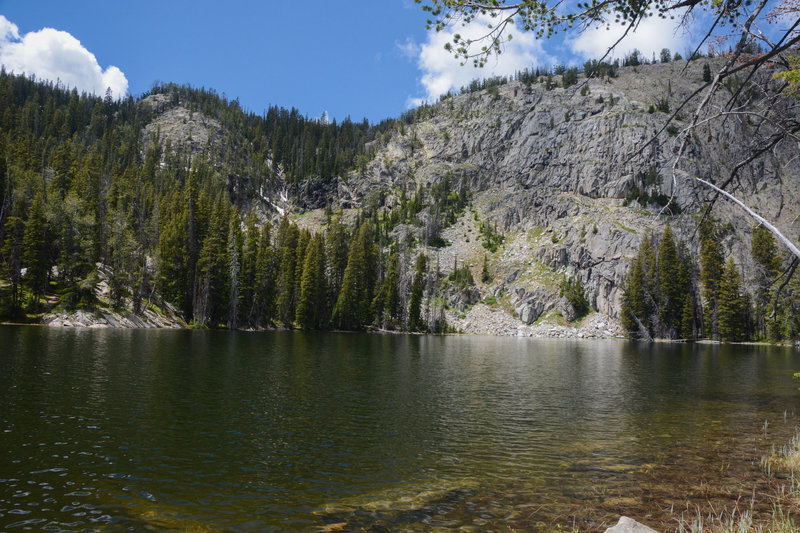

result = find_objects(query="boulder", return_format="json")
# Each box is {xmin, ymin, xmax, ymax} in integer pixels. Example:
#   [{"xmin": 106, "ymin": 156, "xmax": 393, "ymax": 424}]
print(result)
[
  {"xmin": 605, "ymin": 516, "xmax": 658, "ymax": 533},
  {"xmin": 557, "ymin": 296, "xmax": 577, "ymax": 322}
]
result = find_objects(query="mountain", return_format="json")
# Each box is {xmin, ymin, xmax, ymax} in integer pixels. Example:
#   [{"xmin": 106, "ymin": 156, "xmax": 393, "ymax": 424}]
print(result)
[{"xmin": 0, "ymin": 59, "xmax": 797, "ymax": 339}]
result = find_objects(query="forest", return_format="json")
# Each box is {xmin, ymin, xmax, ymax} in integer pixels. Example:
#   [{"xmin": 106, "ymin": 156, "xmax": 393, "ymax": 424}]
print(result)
[
  {"xmin": 0, "ymin": 69, "xmax": 463, "ymax": 332},
  {"xmin": 1, "ymin": 67, "xmax": 798, "ymax": 340},
  {"xmin": 621, "ymin": 220, "xmax": 799, "ymax": 342}
]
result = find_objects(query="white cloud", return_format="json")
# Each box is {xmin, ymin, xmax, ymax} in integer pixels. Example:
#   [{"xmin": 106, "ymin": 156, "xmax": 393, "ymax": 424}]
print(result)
[
  {"xmin": 0, "ymin": 15, "xmax": 127, "ymax": 99},
  {"xmin": 569, "ymin": 15, "xmax": 692, "ymax": 62},
  {"xmin": 409, "ymin": 15, "xmax": 552, "ymax": 105}
]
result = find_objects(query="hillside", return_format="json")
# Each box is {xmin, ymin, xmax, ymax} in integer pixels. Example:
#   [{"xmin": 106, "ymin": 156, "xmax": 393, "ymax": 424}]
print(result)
[{"xmin": 0, "ymin": 59, "xmax": 797, "ymax": 339}]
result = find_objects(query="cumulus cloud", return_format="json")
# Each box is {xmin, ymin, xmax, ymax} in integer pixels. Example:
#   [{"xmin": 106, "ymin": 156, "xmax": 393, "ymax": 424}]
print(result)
[
  {"xmin": 569, "ymin": 15, "xmax": 693, "ymax": 62},
  {"xmin": 0, "ymin": 15, "xmax": 127, "ymax": 99},
  {"xmin": 408, "ymin": 16, "xmax": 552, "ymax": 106}
]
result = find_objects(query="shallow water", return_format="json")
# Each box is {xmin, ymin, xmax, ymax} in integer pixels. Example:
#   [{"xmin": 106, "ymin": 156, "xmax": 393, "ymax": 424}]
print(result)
[{"xmin": 1, "ymin": 327, "xmax": 798, "ymax": 531}]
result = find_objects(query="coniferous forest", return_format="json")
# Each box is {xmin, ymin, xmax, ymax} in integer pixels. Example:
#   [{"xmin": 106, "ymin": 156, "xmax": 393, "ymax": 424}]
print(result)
[
  {"xmin": 620, "ymin": 219, "xmax": 799, "ymax": 342},
  {"xmin": 0, "ymin": 70, "xmax": 456, "ymax": 332},
  {"xmin": 1, "ymin": 67, "xmax": 798, "ymax": 340}
]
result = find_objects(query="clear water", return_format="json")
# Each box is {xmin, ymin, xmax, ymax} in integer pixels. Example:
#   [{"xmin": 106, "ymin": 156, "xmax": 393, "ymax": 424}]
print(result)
[{"xmin": 1, "ymin": 327, "xmax": 798, "ymax": 531}]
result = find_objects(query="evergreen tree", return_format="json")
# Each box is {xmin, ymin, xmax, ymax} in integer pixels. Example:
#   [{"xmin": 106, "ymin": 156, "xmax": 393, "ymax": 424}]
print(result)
[
  {"xmin": 702, "ymin": 63, "xmax": 712, "ymax": 83},
  {"xmin": 1, "ymin": 214, "xmax": 24, "ymax": 313},
  {"xmin": 194, "ymin": 196, "xmax": 230, "ymax": 326},
  {"xmin": 276, "ymin": 222, "xmax": 300, "ymax": 325},
  {"xmin": 239, "ymin": 212, "xmax": 260, "ymax": 325},
  {"xmin": 158, "ymin": 190, "xmax": 190, "ymax": 315},
  {"xmin": 699, "ymin": 217, "xmax": 724, "ymax": 338},
  {"xmin": 295, "ymin": 234, "xmax": 326, "ymax": 329},
  {"xmin": 657, "ymin": 224, "xmax": 682, "ymax": 337},
  {"xmin": 751, "ymin": 224, "xmax": 781, "ymax": 339},
  {"xmin": 680, "ymin": 292, "xmax": 695, "ymax": 339},
  {"xmin": 408, "ymin": 252, "xmax": 427, "ymax": 332},
  {"xmin": 226, "ymin": 214, "xmax": 241, "ymax": 329},
  {"xmin": 621, "ymin": 235, "xmax": 656, "ymax": 337},
  {"xmin": 718, "ymin": 256, "xmax": 744, "ymax": 341},
  {"xmin": 373, "ymin": 250, "xmax": 401, "ymax": 328},
  {"xmin": 331, "ymin": 222, "xmax": 376, "ymax": 330},
  {"xmin": 22, "ymin": 191, "xmax": 48, "ymax": 308},
  {"xmin": 252, "ymin": 222, "xmax": 277, "ymax": 326},
  {"xmin": 325, "ymin": 216, "xmax": 348, "ymax": 309}
]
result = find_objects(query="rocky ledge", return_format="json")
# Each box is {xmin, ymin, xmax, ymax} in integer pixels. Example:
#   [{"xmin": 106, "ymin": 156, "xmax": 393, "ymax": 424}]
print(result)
[
  {"xmin": 42, "ymin": 305, "xmax": 184, "ymax": 329},
  {"xmin": 446, "ymin": 302, "xmax": 623, "ymax": 338}
]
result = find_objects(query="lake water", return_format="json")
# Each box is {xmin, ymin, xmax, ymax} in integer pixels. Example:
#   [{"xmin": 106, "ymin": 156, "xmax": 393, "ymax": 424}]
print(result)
[{"xmin": 1, "ymin": 327, "xmax": 799, "ymax": 531}]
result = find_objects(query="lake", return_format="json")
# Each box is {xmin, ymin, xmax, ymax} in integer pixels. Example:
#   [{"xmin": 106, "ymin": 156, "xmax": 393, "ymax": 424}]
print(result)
[{"xmin": 1, "ymin": 327, "xmax": 798, "ymax": 531}]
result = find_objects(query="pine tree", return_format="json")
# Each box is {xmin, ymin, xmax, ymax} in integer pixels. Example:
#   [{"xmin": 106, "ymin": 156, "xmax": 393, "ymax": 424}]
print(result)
[
  {"xmin": 408, "ymin": 252, "xmax": 427, "ymax": 332},
  {"xmin": 157, "ymin": 189, "xmax": 190, "ymax": 316},
  {"xmin": 194, "ymin": 196, "xmax": 230, "ymax": 326},
  {"xmin": 22, "ymin": 192, "xmax": 48, "ymax": 308},
  {"xmin": 373, "ymin": 250, "xmax": 400, "ymax": 328},
  {"xmin": 1, "ymin": 214, "xmax": 24, "ymax": 313},
  {"xmin": 239, "ymin": 212, "xmax": 260, "ymax": 325},
  {"xmin": 276, "ymin": 222, "xmax": 299, "ymax": 325},
  {"xmin": 332, "ymin": 222, "xmax": 375, "ymax": 330},
  {"xmin": 718, "ymin": 256, "xmax": 744, "ymax": 341},
  {"xmin": 325, "ymin": 216, "xmax": 348, "ymax": 309},
  {"xmin": 699, "ymin": 217, "xmax": 724, "ymax": 338},
  {"xmin": 295, "ymin": 235, "xmax": 326, "ymax": 329},
  {"xmin": 657, "ymin": 224, "xmax": 682, "ymax": 337},
  {"xmin": 253, "ymin": 222, "xmax": 277, "ymax": 326},
  {"xmin": 751, "ymin": 224, "xmax": 781, "ymax": 339},
  {"xmin": 680, "ymin": 292, "xmax": 695, "ymax": 339},
  {"xmin": 226, "ymin": 214, "xmax": 241, "ymax": 329},
  {"xmin": 621, "ymin": 235, "xmax": 656, "ymax": 337}
]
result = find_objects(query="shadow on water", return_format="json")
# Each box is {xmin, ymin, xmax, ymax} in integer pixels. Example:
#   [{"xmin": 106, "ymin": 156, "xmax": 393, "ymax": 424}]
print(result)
[{"xmin": 1, "ymin": 327, "xmax": 798, "ymax": 531}]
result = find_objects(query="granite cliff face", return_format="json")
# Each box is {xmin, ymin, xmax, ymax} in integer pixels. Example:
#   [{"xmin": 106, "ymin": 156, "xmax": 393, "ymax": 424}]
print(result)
[
  {"xmin": 321, "ymin": 60, "xmax": 799, "ymax": 331},
  {"xmin": 140, "ymin": 60, "xmax": 799, "ymax": 335}
]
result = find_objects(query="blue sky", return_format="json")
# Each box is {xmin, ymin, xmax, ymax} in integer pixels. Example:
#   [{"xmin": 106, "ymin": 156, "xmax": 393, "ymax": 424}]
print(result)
[{"xmin": 0, "ymin": 1, "xmax": 702, "ymax": 122}]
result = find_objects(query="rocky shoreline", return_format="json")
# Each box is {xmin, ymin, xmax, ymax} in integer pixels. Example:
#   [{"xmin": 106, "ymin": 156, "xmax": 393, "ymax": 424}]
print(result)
[
  {"xmin": 446, "ymin": 302, "xmax": 623, "ymax": 338},
  {"xmin": 29, "ymin": 302, "xmax": 625, "ymax": 339}
]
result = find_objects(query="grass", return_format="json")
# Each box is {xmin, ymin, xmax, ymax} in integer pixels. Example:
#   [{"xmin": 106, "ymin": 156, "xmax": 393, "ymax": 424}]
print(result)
[
  {"xmin": 527, "ymin": 225, "xmax": 546, "ymax": 242},
  {"xmin": 674, "ymin": 431, "xmax": 800, "ymax": 532},
  {"xmin": 613, "ymin": 220, "xmax": 637, "ymax": 234}
]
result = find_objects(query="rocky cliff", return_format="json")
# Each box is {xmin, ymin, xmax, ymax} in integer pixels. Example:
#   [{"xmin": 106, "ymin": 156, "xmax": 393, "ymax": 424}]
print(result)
[
  {"xmin": 329, "ymin": 61, "xmax": 796, "ymax": 332},
  {"xmin": 143, "ymin": 60, "xmax": 800, "ymax": 335}
]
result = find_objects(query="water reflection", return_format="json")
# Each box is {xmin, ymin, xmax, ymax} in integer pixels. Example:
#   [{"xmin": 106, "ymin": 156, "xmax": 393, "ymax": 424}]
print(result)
[{"xmin": 1, "ymin": 327, "xmax": 798, "ymax": 531}]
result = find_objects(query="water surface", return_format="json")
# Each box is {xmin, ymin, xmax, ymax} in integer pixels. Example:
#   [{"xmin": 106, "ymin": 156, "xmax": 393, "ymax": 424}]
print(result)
[{"xmin": 1, "ymin": 327, "xmax": 798, "ymax": 531}]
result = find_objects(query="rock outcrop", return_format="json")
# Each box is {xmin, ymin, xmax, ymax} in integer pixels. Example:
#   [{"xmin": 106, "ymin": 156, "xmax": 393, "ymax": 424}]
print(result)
[
  {"xmin": 605, "ymin": 516, "xmax": 659, "ymax": 533},
  {"xmin": 326, "ymin": 59, "xmax": 799, "ymax": 331}
]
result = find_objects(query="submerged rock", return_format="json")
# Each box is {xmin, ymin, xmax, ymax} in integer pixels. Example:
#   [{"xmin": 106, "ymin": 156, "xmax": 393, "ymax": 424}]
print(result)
[{"xmin": 605, "ymin": 516, "xmax": 658, "ymax": 533}]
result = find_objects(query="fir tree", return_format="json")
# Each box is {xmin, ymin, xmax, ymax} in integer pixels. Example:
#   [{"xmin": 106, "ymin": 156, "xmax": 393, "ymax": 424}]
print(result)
[
  {"xmin": 751, "ymin": 224, "xmax": 781, "ymax": 339},
  {"xmin": 680, "ymin": 292, "xmax": 695, "ymax": 339},
  {"xmin": 718, "ymin": 256, "xmax": 744, "ymax": 341},
  {"xmin": 657, "ymin": 224, "xmax": 682, "ymax": 337},
  {"xmin": 253, "ymin": 222, "xmax": 277, "ymax": 326},
  {"xmin": 22, "ymin": 192, "xmax": 48, "ymax": 308},
  {"xmin": 373, "ymin": 250, "xmax": 401, "ymax": 328},
  {"xmin": 2, "ymin": 214, "xmax": 24, "ymax": 313},
  {"xmin": 621, "ymin": 235, "xmax": 656, "ymax": 337},
  {"xmin": 325, "ymin": 216, "xmax": 348, "ymax": 311},
  {"xmin": 408, "ymin": 252, "xmax": 427, "ymax": 332},
  {"xmin": 226, "ymin": 214, "xmax": 241, "ymax": 329},
  {"xmin": 276, "ymin": 222, "xmax": 300, "ymax": 325},
  {"xmin": 331, "ymin": 222, "xmax": 376, "ymax": 330},
  {"xmin": 699, "ymin": 217, "xmax": 724, "ymax": 338},
  {"xmin": 295, "ymin": 235, "xmax": 326, "ymax": 329}
]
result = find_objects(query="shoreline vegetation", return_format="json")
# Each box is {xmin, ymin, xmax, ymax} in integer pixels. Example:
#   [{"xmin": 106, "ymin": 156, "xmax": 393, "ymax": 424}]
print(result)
[{"xmin": 673, "ymin": 429, "xmax": 800, "ymax": 533}]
